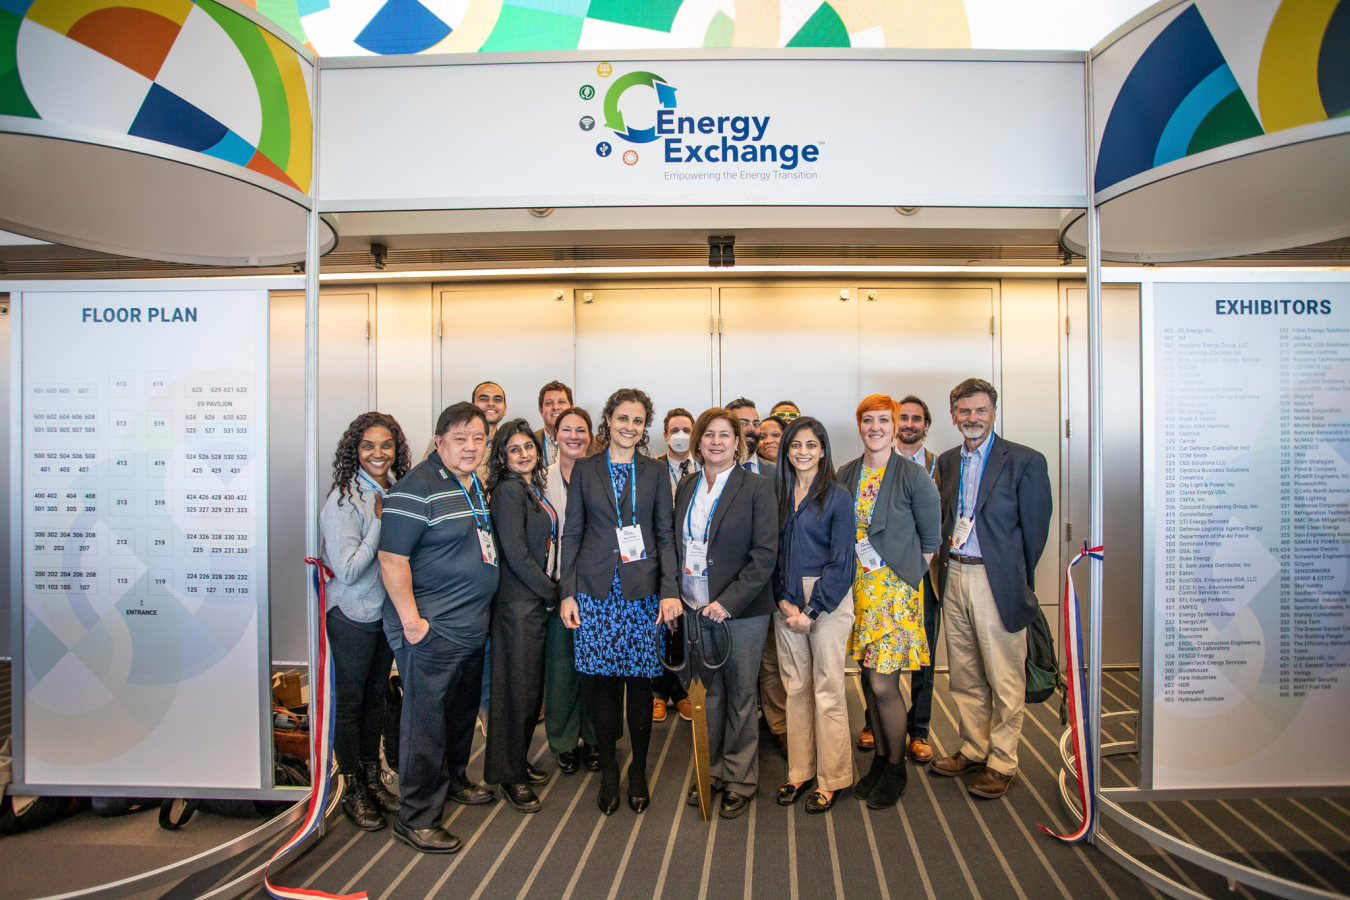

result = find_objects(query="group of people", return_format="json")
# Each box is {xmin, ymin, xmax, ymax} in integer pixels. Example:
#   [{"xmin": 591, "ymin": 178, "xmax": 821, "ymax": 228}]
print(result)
[{"xmin": 317, "ymin": 377, "xmax": 1052, "ymax": 855}]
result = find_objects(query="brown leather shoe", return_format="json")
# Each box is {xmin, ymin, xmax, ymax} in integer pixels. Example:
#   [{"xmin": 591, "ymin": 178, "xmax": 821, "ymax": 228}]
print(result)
[
  {"xmin": 908, "ymin": 738, "xmax": 933, "ymax": 763},
  {"xmin": 929, "ymin": 751, "xmax": 985, "ymax": 777},
  {"xmin": 856, "ymin": 726, "xmax": 875, "ymax": 751},
  {"xmin": 968, "ymin": 767, "xmax": 1016, "ymax": 799},
  {"xmin": 676, "ymin": 698, "xmax": 693, "ymax": 721},
  {"xmin": 652, "ymin": 697, "xmax": 668, "ymax": 722}
]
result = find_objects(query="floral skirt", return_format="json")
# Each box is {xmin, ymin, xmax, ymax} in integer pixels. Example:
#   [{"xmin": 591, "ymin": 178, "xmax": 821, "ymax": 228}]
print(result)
[
  {"xmin": 575, "ymin": 568, "xmax": 661, "ymax": 678},
  {"xmin": 850, "ymin": 568, "xmax": 928, "ymax": 675}
]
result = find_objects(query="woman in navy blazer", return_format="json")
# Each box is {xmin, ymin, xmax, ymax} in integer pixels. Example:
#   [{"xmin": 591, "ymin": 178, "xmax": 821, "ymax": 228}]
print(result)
[{"xmin": 559, "ymin": 388, "xmax": 680, "ymax": 815}]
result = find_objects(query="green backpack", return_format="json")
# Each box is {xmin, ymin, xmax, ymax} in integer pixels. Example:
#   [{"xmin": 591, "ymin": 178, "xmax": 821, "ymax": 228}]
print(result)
[{"xmin": 1024, "ymin": 606, "xmax": 1062, "ymax": 710}]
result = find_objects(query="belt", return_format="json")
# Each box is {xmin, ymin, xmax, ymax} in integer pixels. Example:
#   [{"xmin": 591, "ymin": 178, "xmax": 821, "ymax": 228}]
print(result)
[{"xmin": 949, "ymin": 553, "xmax": 984, "ymax": 566}]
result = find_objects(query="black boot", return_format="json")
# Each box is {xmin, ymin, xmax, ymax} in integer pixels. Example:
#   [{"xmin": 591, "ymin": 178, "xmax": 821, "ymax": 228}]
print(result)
[
  {"xmin": 342, "ymin": 773, "xmax": 386, "ymax": 831},
  {"xmin": 853, "ymin": 754, "xmax": 887, "ymax": 800},
  {"xmin": 364, "ymin": 761, "xmax": 399, "ymax": 813},
  {"xmin": 866, "ymin": 760, "xmax": 909, "ymax": 810}
]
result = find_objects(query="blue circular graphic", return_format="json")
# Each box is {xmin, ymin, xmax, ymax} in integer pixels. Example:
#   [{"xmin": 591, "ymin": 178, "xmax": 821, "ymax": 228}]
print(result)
[
  {"xmin": 595, "ymin": 141, "xmax": 612, "ymax": 157},
  {"xmin": 580, "ymin": 116, "xmax": 595, "ymax": 131}
]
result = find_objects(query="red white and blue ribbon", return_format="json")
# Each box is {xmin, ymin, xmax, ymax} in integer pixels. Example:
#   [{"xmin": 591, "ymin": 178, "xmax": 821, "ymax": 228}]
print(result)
[
  {"xmin": 1039, "ymin": 540, "xmax": 1103, "ymax": 843},
  {"xmin": 264, "ymin": 559, "xmax": 367, "ymax": 900}
]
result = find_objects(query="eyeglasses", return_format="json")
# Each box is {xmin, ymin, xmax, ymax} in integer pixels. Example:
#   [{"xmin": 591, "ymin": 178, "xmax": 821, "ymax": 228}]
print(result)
[{"xmin": 775, "ymin": 411, "xmax": 800, "ymax": 421}]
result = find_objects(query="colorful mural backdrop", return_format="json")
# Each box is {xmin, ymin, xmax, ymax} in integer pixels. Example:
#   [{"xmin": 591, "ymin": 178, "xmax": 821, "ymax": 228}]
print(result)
[
  {"xmin": 0, "ymin": 0, "xmax": 313, "ymax": 193},
  {"xmin": 1094, "ymin": 0, "xmax": 1349, "ymax": 193}
]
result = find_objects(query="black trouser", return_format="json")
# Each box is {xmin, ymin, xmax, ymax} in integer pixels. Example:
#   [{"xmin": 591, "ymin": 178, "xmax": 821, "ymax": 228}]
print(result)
[
  {"xmin": 397, "ymin": 630, "xmax": 484, "ymax": 830},
  {"xmin": 906, "ymin": 572, "xmax": 942, "ymax": 740},
  {"xmin": 483, "ymin": 597, "xmax": 548, "ymax": 786},
  {"xmin": 327, "ymin": 608, "xmax": 395, "ymax": 773},
  {"xmin": 651, "ymin": 671, "xmax": 687, "ymax": 705}
]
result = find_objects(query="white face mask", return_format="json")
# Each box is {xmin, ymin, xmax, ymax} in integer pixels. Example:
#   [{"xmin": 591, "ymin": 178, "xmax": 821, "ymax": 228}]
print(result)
[{"xmin": 668, "ymin": 433, "xmax": 691, "ymax": 454}]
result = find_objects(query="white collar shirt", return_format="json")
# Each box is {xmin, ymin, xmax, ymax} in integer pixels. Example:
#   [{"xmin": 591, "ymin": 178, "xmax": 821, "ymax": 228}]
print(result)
[{"xmin": 686, "ymin": 465, "xmax": 731, "ymax": 545}]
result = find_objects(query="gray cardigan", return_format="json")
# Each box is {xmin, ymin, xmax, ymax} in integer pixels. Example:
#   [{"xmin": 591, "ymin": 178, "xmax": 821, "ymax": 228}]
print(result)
[
  {"xmin": 318, "ymin": 477, "xmax": 387, "ymax": 623},
  {"xmin": 837, "ymin": 450, "xmax": 942, "ymax": 592}
]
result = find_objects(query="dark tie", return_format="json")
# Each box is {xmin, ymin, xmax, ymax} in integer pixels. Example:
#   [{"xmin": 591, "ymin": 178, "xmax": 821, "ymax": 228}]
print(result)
[
  {"xmin": 742, "ymin": 460, "xmax": 754, "ymax": 471},
  {"xmin": 680, "ymin": 460, "xmax": 690, "ymax": 476}
]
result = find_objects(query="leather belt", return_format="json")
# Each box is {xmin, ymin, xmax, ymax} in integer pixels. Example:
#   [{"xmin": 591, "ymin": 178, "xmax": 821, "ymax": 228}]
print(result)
[{"xmin": 949, "ymin": 553, "xmax": 984, "ymax": 566}]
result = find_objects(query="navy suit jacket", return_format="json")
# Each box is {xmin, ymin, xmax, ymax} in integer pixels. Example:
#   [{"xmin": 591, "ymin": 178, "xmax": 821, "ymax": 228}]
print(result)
[{"xmin": 934, "ymin": 433, "xmax": 1053, "ymax": 633}]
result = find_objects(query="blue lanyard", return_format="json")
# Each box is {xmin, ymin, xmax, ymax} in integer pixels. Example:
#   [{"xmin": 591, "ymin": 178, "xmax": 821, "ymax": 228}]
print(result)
[
  {"xmin": 958, "ymin": 444, "xmax": 989, "ymax": 519},
  {"xmin": 357, "ymin": 468, "xmax": 386, "ymax": 497},
  {"xmin": 685, "ymin": 470, "xmax": 721, "ymax": 543},
  {"xmin": 606, "ymin": 450, "xmax": 637, "ymax": 526},
  {"xmin": 456, "ymin": 472, "xmax": 491, "ymax": 532},
  {"xmin": 534, "ymin": 487, "xmax": 558, "ymax": 541}
]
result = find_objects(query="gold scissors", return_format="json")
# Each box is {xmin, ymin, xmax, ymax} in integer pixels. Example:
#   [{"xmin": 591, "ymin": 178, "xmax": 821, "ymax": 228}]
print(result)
[{"xmin": 661, "ymin": 611, "xmax": 731, "ymax": 821}]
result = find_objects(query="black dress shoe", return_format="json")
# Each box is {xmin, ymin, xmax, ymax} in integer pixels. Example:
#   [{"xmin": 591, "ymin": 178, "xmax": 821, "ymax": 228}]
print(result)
[
  {"xmin": 557, "ymin": 749, "xmax": 580, "ymax": 774},
  {"xmin": 448, "ymin": 782, "xmax": 495, "ymax": 806},
  {"xmin": 805, "ymin": 789, "xmax": 839, "ymax": 815},
  {"xmin": 597, "ymin": 793, "xmax": 620, "ymax": 815},
  {"xmin": 392, "ymin": 819, "xmax": 462, "ymax": 854},
  {"xmin": 719, "ymin": 791, "xmax": 750, "ymax": 819},
  {"xmin": 853, "ymin": 755, "xmax": 887, "ymax": 801},
  {"xmin": 776, "ymin": 778, "xmax": 815, "ymax": 806},
  {"xmin": 526, "ymin": 763, "xmax": 551, "ymax": 785},
  {"xmin": 502, "ymin": 782, "xmax": 541, "ymax": 813},
  {"xmin": 583, "ymin": 743, "xmax": 601, "ymax": 771},
  {"xmin": 627, "ymin": 767, "xmax": 649, "ymax": 814},
  {"xmin": 686, "ymin": 783, "xmax": 723, "ymax": 806}
]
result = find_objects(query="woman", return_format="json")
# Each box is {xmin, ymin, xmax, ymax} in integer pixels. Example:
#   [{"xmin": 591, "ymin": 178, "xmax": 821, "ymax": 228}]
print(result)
[
  {"xmin": 837, "ymin": 395, "xmax": 942, "ymax": 808},
  {"xmin": 543, "ymin": 408, "xmax": 601, "ymax": 774},
  {"xmin": 757, "ymin": 415, "xmax": 787, "ymax": 465},
  {"xmin": 772, "ymin": 416, "xmax": 856, "ymax": 814},
  {"xmin": 560, "ymin": 389, "xmax": 679, "ymax": 815},
  {"xmin": 320, "ymin": 412, "xmax": 412, "ymax": 830},
  {"xmin": 673, "ymin": 409, "xmax": 778, "ymax": 819},
  {"xmin": 484, "ymin": 419, "xmax": 558, "ymax": 813}
]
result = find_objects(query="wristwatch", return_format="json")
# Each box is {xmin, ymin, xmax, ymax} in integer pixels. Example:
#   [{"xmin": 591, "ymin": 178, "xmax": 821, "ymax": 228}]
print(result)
[{"xmin": 803, "ymin": 606, "xmax": 822, "ymax": 621}]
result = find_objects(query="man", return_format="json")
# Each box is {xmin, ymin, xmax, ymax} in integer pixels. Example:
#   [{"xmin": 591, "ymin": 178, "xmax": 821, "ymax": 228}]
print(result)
[
  {"xmin": 379, "ymin": 402, "xmax": 501, "ymax": 853},
  {"xmin": 769, "ymin": 400, "xmax": 801, "ymax": 420},
  {"xmin": 534, "ymin": 381, "xmax": 573, "ymax": 466},
  {"xmin": 471, "ymin": 381, "xmax": 507, "ymax": 485},
  {"xmin": 725, "ymin": 398, "xmax": 776, "ymax": 481},
  {"xmin": 929, "ymin": 378, "xmax": 1052, "ymax": 799},
  {"xmin": 652, "ymin": 408, "xmax": 698, "ymax": 722}
]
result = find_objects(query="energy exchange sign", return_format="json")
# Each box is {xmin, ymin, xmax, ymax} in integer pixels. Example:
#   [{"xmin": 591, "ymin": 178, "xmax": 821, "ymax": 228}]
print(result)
[{"xmin": 581, "ymin": 64, "xmax": 821, "ymax": 175}]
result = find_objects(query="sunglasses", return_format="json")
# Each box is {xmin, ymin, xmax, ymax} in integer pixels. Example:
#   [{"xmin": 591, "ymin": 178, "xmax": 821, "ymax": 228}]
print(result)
[{"xmin": 775, "ymin": 411, "xmax": 800, "ymax": 420}]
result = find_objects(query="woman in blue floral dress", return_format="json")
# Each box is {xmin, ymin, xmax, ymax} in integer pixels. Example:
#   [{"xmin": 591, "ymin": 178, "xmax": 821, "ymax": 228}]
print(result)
[{"xmin": 559, "ymin": 388, "xmax": 680, "ymax": 815}]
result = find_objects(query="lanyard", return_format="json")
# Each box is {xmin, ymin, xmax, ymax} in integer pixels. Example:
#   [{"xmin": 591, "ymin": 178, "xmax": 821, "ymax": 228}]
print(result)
[
  {"xmin": 606, "ymin": 450, "xmax": 638, "ymax": 526},
  {"xmin": 356, "ymin": 468, "xmax": 387, "ymax": 497},
  {"xmin": 685, "ymin": 470, "xmax": 721, "ymax": 543},
  {"xmin": 535, "ymin": 486, "xmax": 558, "ymax": 541},
  {"xmin": 456, "ymin": 472, "xmax": 491, "ymax": 532},
  {"xmin": 958, "ymin": 444, "xmax": 989, "ymax": 519}
]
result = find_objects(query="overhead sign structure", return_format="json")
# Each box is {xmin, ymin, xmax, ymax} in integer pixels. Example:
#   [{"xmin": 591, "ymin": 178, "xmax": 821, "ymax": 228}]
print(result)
[
  {"xmin": 1142, "ymin": 281, "xmax": 1350, "ymax": 790},
  {"xmin": 14, "ymin": 288, "xmax": 271, "ymax": 792},
  {"xmin": 318, "ymin": 54, "xmax": 1088, "ymax": 211}
]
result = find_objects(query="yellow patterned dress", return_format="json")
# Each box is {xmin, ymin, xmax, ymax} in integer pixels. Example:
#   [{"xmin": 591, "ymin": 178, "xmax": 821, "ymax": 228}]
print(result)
[{"xmin": 850, "ymin": 466, "xmax": 929, "ymax": 674}]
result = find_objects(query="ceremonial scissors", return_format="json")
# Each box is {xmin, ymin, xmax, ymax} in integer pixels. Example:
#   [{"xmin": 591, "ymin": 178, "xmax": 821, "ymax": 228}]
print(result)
[{"xmin": 661, "ymin": 610, "xmax": 732, "ymax": 821}]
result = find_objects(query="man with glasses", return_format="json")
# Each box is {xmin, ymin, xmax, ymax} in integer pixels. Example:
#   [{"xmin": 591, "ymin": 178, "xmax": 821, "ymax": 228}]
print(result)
[
  {"xmin": 929, "ymin": 379, "xmax": 1051, "ymax": 799},
  {"xmin": 770, "ymin": 400, "xmax": 801, "ymax": 421}
]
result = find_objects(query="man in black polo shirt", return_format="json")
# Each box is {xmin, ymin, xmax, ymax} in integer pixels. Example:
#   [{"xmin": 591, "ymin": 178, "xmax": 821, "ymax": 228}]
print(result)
[{"xmin": 378, "ymin": 402, "xmax": 500, "ymax": 853}]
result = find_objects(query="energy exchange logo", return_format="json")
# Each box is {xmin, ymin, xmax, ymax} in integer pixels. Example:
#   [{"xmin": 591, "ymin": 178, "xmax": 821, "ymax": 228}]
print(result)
[{"xmin": 579, "ymin": 66, "xmax": 820, "ymax": 173}]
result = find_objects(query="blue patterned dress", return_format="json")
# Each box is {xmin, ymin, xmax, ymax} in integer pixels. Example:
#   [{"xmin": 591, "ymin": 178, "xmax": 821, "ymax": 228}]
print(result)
[{"xmin": 574, "ymin": 461, "xmax": 661, "ymax": 677}]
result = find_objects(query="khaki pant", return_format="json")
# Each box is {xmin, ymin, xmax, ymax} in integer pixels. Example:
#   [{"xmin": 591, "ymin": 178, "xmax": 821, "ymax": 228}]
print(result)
[
  {"xmin": 943, "ymin": 560, "xmax": 1027, "ymax": 775},
  {"xmin": 774, "ymin": 588, "xmax": 855, "ymax": 792},
  {"xmin": 758, "ymin": 626, "xmax": 787, "ymax": 736}
]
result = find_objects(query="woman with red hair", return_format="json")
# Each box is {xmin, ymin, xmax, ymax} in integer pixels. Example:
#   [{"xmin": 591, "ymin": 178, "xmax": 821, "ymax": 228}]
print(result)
[{"xmin": 836, "ymin": 394, "xmax": 942, "ymax": 808}]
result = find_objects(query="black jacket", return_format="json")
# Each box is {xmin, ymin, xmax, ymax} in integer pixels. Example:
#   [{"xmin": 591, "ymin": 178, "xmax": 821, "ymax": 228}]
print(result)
[
  {"xmin": 560, "ymin": 451, "xmax": 678, "ymax": 602},
  {"xmin": 837, "ymin": 450, "xmax": 942, "ymax": 592},
  {"xmin": 935, "ymin": 434, "xmax": 1053, "ymax": 633},
  {"xmin": 488, "ymin": 478, "xmax": 559, "ymax": 610},
  {"xmin": 672, "ymin": 465, "xmax": 778, "ymax": 619}
]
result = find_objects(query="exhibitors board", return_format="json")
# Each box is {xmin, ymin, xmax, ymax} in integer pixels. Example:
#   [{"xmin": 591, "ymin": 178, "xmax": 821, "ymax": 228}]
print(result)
[
  {"xmin": 15, "ymin": 289, "xmax": 270, "ymax": 791},
  {"xmin": 1144, "ymin": 282, "xmax": 1350, "ymax": 790}
]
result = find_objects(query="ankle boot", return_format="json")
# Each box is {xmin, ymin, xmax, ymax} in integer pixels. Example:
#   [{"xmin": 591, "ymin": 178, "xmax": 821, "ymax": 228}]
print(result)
[
  {"xmin": 866, "ymin": 760, "xmax": 909, "ymax": 810},
  {"xmin": 342, "ymin": 773, "xmax": 386, "ymax": 831},
  {"xmin": 364, "ymin": 761, "xmax": 399, "ymax": 813},
  {"xmin": 853, "ymin": 754, "xmax": 887, "ymax": 800}
]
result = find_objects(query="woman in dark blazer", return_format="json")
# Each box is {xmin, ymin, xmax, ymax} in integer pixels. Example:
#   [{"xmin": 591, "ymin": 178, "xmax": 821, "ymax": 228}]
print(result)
[
  {"xmin": 560, "ymin": 388, "xmax": 679, "ymax": 815},
  {"xmin": 673, "ymin": 408, "xmax": 777, "ymax": 819},
  {"xmin": 484, "ymin": 419, "xmax": 559, "ymax": 813}
]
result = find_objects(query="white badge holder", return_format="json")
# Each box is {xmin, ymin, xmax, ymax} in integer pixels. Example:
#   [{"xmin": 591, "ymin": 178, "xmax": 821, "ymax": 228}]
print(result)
[
  {"xmin": 951, "ymin": 516, "xmax": 974, "ymax": 550},
  {"xmin": 617, "ymin": 524, "xmax": 647, "ymax": 562},
  {"xmin": 477, "ymin": 527, "xmax": 498, "ymax": 566},
  {"xmin": 855, "ymin": 537, "xmax": 887, "ymax": 574},
  {"xmin": 684, "ymin": 539, "xmax": 709, "ymax": 576}
]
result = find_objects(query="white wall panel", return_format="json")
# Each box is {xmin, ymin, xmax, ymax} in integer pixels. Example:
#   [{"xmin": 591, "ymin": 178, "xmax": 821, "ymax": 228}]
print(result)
[{"xmin": 375, "ymin": 283, "xmax": 435, "ymax": 456}]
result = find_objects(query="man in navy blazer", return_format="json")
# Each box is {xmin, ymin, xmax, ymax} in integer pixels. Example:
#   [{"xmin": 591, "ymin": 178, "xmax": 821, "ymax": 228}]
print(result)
[{"xmin": 929, "ymin": 378, "xmax": 1052, "ymax": 799}]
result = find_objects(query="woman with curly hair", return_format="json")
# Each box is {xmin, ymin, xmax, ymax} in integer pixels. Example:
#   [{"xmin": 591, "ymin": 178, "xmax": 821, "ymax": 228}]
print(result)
[
  {"xmin": 320, "ymin": 412, "xmax": 411, "ymax": 831},
  {"xmin": 559, "ymin": 388, "xmax": 680, "ymax": 815},
  {"xmin": 483, "ymin": 418, "xmax": 557, "ymax": 812}
]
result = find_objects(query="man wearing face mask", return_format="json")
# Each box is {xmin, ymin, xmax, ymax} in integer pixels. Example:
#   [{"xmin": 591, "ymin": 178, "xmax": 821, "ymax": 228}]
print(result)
[{"xmin": 652, "ymin": 408, "xmax": 697, "ymax": 722}]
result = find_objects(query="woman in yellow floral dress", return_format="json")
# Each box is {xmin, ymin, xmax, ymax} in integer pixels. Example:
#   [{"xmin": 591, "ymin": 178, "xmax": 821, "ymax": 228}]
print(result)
[{"xmin": 836, "ymin": 394, "xmax": 943, "ymax": 809}]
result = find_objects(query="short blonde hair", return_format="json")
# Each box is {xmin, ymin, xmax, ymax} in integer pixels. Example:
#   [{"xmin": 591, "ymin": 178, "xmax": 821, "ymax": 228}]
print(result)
[{"xmin": 691, "ymin": 408, "xmax": 749, "ymax": 465}]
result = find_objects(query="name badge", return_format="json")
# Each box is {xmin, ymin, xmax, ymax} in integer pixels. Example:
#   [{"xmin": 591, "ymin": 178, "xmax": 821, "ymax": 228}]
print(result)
[
  {"xmin": 617, "ymin": 525, "xmax": 647, "ymax": 563},
  {"xmin": 951, "ymin": 516, "xmax": 974, "ymax": 550},
  {"xmin": 685, "ymin": 539, "xmax": 709, "ymax": 576},
  {"xmin": 855, "ymin": 537, "xmax": 887, "ymax": 574},
  {"xmin": 477, "ymin": 528, "xmax": 498, "ymax": 566}
]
